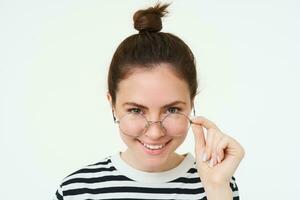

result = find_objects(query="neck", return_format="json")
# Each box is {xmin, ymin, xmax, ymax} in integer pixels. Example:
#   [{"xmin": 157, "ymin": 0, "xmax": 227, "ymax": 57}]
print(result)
[{"xmin": 120, "ymin": 149, "xmax": 185, "ymax": 172}]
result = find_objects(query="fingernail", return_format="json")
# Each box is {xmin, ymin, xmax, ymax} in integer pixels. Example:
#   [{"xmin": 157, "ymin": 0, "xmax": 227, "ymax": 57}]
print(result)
[
  {"xmin": 202, "ymin": 152, "xmax": 207, "ymax": 162},
  {"xmin": 217, "ymin": 156, "xmax": 221, "ymax": 163}
]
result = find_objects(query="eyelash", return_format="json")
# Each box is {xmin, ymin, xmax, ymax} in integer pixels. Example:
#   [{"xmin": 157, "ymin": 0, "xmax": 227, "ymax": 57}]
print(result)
[{"xmin": 127, "ymin": 107, "xmax": 182, "ymax": 115}]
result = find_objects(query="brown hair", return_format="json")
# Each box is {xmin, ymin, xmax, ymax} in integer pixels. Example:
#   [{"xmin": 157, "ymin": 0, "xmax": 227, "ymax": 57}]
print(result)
[{"xmin": 107, "ymin": 2, "xmax": 198, "ymax": 106}]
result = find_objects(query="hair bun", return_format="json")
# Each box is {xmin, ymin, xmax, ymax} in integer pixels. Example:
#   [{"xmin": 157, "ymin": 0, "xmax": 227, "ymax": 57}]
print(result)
[{"xmin": 133, "ymin": 3, "xmax": 170, "ymax": 33}]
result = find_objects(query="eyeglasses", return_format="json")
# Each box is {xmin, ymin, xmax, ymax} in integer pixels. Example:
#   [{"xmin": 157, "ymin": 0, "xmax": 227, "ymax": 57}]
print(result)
[{"xmin": 113, "ymin": 111, "xmax": 195, "ymax": 137}]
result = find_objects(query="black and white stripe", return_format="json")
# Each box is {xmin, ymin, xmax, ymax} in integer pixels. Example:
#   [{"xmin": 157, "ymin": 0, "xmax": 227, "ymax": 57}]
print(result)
[{"xmin": 54, "ymin": 153, "xmax": 239, "ymax": 200}]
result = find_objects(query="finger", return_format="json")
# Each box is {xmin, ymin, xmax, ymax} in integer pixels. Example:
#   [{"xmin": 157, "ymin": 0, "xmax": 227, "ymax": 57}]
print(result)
[
  {"xmin": 216, "ymin": 137, "xmax": 230, "ymax": 162},
  {"xmin": 211, "ymin": 133, "xmax": 223, "ymax": 166},
  {"xmin": 210, "ymin": 152, "xmax": 218, "ymax": 168},
  {"xmin": 191, "ymin": 116, "xmax": 220, "ymax": 132},
  {"xmin": 224, "ymin": 136, "xmax": 246, "ymax": 160},
  {"xmin": 217, "ymin": 149, "xmax": 225, "ymax": 163},
  {"xmin": 191, "ymin": 123, "xmax": 206, "ymax": 149},
  {"xmin": 204, "ymin": 129, "xmax": 215, "ymax": 162},
  {"xmin": 191, "ymin": 123, "xmax": 206, "ymax": 157}
]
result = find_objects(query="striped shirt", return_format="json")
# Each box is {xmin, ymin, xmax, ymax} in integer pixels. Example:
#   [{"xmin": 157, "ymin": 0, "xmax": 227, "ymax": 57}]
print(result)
[{"xmin": 54, "ymin": 152, "xmax": 239, "ymax": 200}]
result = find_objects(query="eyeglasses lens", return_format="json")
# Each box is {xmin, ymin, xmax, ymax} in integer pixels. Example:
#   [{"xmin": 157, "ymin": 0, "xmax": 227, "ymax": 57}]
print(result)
[{"xmin": 118, "ymin": 113, "xmax": 190, "ymax": 137}]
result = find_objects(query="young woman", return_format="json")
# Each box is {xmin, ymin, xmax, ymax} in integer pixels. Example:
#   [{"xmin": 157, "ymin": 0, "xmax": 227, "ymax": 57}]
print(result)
[{"xmin": 54, "ymin": 3, "xmax": 244, "ymax": 200}]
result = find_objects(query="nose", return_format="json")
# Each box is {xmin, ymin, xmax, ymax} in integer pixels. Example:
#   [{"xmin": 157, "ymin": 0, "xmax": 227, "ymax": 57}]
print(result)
[{"xmin": 144, "ymin": 120, "xmax": 165, "ymax": 139}]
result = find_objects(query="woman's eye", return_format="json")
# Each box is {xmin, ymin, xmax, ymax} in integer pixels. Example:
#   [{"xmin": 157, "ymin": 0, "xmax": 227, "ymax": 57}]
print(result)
[
  {"xmin": 167, "ymin": 107, "xmax": 181, "ymax": 113},
  {"xmin": 128, "ymin": 108, "xmax": 142, "ymax": 114}
]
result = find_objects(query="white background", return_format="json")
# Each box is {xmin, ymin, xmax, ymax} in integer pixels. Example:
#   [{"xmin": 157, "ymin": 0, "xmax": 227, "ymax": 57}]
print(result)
[{"xmin": 1, "ymin": 0, "xmax": 299, "ymax": 199}]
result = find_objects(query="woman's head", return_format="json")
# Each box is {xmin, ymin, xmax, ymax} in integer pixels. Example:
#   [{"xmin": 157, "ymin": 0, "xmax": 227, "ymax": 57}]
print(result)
[
  {"xmin": 107, "ymin": 3, "xmax": 198, "ymax": 107},
  {"xmin": 106, "ymin": 3, "xmax": 198, "ymax": 171}
]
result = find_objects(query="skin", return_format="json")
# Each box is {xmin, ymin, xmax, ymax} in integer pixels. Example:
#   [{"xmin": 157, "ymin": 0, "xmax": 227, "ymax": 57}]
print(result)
[{"xmin": 107, "ymin": 63, "xmax": 245, "ymax": 199}]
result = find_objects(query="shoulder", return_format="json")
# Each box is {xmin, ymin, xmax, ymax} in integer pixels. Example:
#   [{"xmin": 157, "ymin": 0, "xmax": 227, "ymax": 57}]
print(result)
[
  {"xmin": 54, "ymin": 155, "xmax": 117, "ymax": 199},
  {"xmin": 65, "ymin": 155, "xmax": 114, "ymax": 179},
  {"xmin": 59, "ymin": 155, "xmax": 127, "ymax": 189}
]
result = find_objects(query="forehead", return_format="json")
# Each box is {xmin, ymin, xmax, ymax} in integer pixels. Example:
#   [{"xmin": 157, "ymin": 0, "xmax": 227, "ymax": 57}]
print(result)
[{"xmin": 116, "ymin": 64, "xmax": 190, "ymax": 107}]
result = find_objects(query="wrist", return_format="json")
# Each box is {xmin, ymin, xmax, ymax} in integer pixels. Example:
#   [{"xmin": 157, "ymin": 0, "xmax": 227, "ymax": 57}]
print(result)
[{"xmin": 202, "ymin": 182, "xmax": 232, "ymax": 200}]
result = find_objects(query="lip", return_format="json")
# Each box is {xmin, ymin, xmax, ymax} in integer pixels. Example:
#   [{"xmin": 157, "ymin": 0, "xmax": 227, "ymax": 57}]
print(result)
[
  {"xmin": 137, "ymin": 139, "xmax": 171, "ymax": 146},
  {"xmin": 137, "ymin": 139, "xmax": 171, "ymax": 155}
]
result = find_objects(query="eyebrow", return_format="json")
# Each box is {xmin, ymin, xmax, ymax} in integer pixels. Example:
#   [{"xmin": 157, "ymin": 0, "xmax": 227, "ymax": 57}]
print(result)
[{"xmin": 122, "ymin": 101, "xmax": 186, "ymax": 109}]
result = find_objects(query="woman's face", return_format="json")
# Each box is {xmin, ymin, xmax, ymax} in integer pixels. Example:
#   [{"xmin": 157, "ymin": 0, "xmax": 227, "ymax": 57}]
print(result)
[{"xmin": 108, "ymin": 63, "xmax": 193, "ymax": 172}]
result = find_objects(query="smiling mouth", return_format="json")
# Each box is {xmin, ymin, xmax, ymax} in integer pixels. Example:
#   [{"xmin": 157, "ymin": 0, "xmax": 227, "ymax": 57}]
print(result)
[{"xmin": 138, "ymin": 140, "xmax": 171, "ymax": 150}]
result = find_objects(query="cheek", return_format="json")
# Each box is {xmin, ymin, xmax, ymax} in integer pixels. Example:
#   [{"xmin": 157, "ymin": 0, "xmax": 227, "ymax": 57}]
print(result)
[
  {"xmin": 118, "ymin": 132, "xmax": 137, "ymax": 146},
  {"xmin": 169, "ymin": 133, "xmax": 188, "ymax": 148}
]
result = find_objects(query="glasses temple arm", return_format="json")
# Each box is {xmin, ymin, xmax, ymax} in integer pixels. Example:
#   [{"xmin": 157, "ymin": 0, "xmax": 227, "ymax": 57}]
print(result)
[{"xmin": 112, "ymin": 110, "xmax": 117, "ymax": 122}]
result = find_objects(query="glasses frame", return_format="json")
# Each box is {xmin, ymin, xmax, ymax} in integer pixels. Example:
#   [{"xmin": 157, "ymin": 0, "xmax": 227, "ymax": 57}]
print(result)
[{"xmin": 112, "ymin": 109, "xmax": 197, "ymax": 137}]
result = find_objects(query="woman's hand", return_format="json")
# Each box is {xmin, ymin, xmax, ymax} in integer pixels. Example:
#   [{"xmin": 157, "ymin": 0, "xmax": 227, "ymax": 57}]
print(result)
[{"xmin": 191, "ymin": 116, "xmax": 245, "ymax": 199}]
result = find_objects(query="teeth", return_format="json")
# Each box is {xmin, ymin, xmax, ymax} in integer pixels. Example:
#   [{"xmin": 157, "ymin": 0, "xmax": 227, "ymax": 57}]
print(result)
[{"xmin": 142, "ymin": 142, "xmax": 166, "ymax": 150}]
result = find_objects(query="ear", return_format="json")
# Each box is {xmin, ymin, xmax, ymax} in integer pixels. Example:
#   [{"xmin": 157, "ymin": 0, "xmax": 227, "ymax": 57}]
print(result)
[{"xmin": 106, "ymin": 92, "xmax": 113, "ymax": 109}]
